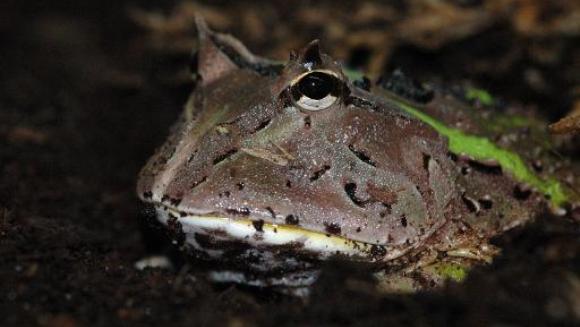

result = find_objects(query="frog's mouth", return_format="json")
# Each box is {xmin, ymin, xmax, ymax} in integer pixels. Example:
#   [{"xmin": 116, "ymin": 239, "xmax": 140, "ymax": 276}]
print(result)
[{"xmin": 156, "ymin": 204, "xmax": 395, "ymax": 262}]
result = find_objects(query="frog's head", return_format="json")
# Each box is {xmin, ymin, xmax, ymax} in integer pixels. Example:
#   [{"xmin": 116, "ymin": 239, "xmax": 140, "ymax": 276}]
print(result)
[{"xmin": 137, "ymin": 18, "xmax": 459, "ymax": 263}]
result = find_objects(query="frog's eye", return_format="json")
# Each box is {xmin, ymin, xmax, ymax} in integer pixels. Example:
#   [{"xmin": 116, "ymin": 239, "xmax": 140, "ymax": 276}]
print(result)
[{"xmin": 290, "ymin": 71, "xmax": 343, "ymax": 111}]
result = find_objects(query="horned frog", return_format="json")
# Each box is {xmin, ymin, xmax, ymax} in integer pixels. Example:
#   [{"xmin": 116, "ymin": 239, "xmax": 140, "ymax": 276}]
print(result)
[{"xmin": 137, "ymin": 18, "xmax": 579, "ymax": 293}]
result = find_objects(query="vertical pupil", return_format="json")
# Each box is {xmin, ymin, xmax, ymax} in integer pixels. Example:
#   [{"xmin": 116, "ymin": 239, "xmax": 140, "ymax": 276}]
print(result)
[{"xmin": 298, "ymin": 72, "xmax": 333, "ymax": 100}]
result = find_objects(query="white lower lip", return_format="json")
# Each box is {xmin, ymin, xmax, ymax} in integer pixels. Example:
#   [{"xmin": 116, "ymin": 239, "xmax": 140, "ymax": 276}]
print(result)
[{"xmin": 157, "ymin": 207, "xmax": 387, "ymax": 260}]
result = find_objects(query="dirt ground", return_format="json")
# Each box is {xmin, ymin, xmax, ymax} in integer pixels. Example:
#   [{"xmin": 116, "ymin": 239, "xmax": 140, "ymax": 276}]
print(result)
[{"xmin": 1, "ymin": 1, "xmax": 579, "ymax": 326}]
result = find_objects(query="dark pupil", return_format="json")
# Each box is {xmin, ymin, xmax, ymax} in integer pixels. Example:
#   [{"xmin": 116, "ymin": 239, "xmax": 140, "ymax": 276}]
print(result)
[{"xmin": 298, "ymin": 72, "xmax": 334, "ymax": 100}]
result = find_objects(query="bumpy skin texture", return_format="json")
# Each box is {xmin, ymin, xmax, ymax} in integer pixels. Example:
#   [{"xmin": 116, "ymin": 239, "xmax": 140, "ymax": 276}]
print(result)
[{"xmin": 137, "ymin": 20, "xmax": 577, "ymax": 271}]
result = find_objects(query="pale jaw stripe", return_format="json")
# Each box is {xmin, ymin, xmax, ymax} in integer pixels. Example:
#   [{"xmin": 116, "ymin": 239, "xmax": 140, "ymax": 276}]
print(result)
[{"xmin": 156, "ymin": 207, "xmax": 374, "ymax": 259}]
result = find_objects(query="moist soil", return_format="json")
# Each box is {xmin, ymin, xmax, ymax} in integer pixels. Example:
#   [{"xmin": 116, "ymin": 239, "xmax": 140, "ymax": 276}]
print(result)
[{"xmin": 1, "ymin": 1, "xmax": 579, "ymax": 326}]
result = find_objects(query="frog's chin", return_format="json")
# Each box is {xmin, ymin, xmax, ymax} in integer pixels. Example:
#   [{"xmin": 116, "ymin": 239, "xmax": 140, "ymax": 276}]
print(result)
[{"xmin": 155, "ymin": 205, "xmax": 396, "ymax": 262}]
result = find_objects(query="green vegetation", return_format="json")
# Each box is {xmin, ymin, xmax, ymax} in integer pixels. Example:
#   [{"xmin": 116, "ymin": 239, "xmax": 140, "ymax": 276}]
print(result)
[
  {"xmin": 397, "ymin": 101, "xmax": 569, "ymax": 208},
  {"xmin": 436, "ymin": 262, "xmax": 468, "ymax": 282},
  {"xmin": 465, "ymin": 87, "xmax": 494, "ymax": 106}
]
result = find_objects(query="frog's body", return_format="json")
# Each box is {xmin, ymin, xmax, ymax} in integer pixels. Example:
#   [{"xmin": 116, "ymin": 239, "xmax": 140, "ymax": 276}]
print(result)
[{"xmin": 137, "ymin": 18, "xmax": 579, "ymax": 292}]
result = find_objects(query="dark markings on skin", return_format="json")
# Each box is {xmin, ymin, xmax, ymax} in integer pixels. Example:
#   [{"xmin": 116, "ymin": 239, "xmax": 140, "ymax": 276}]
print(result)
[
  {"xmin": 356, "ymin": 227, "xmax": 362, "ymax": 233},
  {"xmin": 400, "ymin": 215, "xmax": 408, "ymax": 227},
  {"xmin": 236, "ymin": 182, "xmax": 245, "ymax": 190},
  {"xmin": 285, "ymin": 214, "xmax": 299, "ymax": 225},
  {"xmin": 381, "ymin": 203, "xmax": 392, "ymax": 217},
  {"xmin": 142, "ymin": 191, "xmax": 153, "ymax": 199},
  {"xmin": 219, "ymin": 190, "xmax": 231, "ymax": 198},
  {"xmin": 286, "ymin": 180, "xmax": 292, "ymax": 188},
  {"xmin": 479, "ymin": 197, "xmax": 493, "ymax": 209},
  {"xmin": 344, "ymin": 182, "xmax": 367, "ymax": 207},
  {"xmin": 213, "ymin": 149, "xmax": 238, "ymax": 165},
  {"xmin": 324, "ymin": 222, "xmax": 342, "ymax": 235},
  {"xmin": 423, "ymin": 153, "xmax": 431, "ymax": 172},
  {"xmin": 468, "ymin": 160, "xmax": 503, "ymax": 175},
  {"xmin": 310, "ymin": 165, "xmax": 331, "ymax": 181},
  {"xmin": 304, "ymin": 115, "xmax": 311, "ymax": 129},
  {"xmin": 265, "ymin": 207, "xmax": 276, "ymax": 219},
  {"xmin": 513, "ymin": 184, "xmax": 532, "ymax": 201},
  {"xmin": 252, "ymin": 219, "xmax": 265, "ymax": 232},
  {"xmin": 251, "ymin": 118, "xmax": 272, "ymax": 134},
  {"xmin": 226, "ymin": 207, "xmax": 251, "ymax": 216},
  {"xmin": 191, "ymin": 176, "xmax": 207, "ymax": 190},
  {"xmin": 348, "ymin": 145, "xmax": 376, "ymax": 167},
  {"xmin": 370, "ymin": 244, "xmax": 387, "ymax": 259}
]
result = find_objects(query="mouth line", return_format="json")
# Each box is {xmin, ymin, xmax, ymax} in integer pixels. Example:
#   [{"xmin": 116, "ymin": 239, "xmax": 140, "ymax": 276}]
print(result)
[{"xmin": 154, "ymin": 203, "xmax": 400, "ymax": 261}]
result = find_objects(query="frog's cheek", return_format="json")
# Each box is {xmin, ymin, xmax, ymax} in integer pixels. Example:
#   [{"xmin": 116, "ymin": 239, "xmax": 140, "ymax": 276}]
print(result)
[{"xmin": 157, "ymin": 207, "xmax": 405, "ymax": 261}]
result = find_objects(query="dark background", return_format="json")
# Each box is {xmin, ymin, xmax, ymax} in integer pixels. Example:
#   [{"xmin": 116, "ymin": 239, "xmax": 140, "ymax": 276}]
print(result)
[{"xmin": 1, "ymin": 1, "xmax": 579, "ymax": 326}]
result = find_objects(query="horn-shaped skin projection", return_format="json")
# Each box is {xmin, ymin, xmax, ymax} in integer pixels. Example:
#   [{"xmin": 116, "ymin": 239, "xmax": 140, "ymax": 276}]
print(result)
[{"xmin": 137, "ymin": 17, "xmax": 579, "ymax": 293}]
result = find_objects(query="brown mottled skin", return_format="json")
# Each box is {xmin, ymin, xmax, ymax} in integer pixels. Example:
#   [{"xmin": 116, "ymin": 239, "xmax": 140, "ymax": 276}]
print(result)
[{"xmin": 137, "ymin": 19, "xmax": 578, "ymax": 290}]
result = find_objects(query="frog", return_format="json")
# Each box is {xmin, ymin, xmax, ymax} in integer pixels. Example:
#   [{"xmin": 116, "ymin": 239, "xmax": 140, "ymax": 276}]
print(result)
[{"xmin": 137, "ymin": 17, "xmax": 580, "ymax": 294}]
